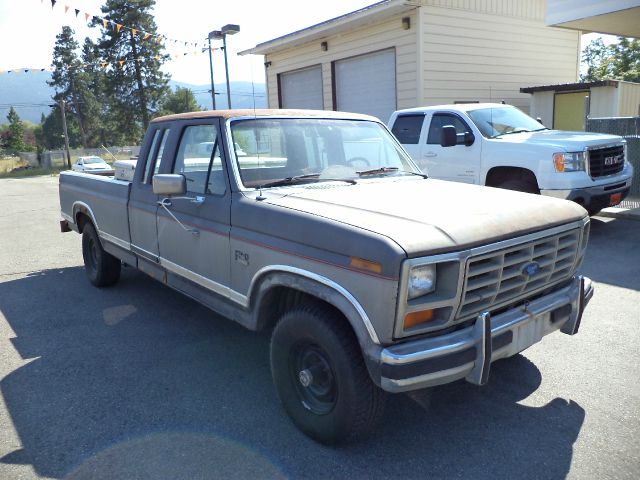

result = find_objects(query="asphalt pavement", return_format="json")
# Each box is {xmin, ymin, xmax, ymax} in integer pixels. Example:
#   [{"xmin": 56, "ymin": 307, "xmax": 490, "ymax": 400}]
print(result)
[{"xmin": 0, "ymin": 176, "xmax": 638, "ymax": 480}]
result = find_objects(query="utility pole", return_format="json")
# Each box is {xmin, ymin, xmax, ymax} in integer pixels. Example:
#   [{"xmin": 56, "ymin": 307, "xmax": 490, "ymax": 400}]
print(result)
[{"xmin": 59, "ymin": 99, "xmax": 71, "ymax": 169}]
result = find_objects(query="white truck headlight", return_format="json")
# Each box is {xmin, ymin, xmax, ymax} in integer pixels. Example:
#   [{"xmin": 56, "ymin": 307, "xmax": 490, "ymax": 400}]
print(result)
[
  {"xmin": 553, "ymin": 152, "xmax": 586, "ymax": 172},
  {"xmin": 408, "ymin": 264, "xmax": 436, "ymax": 299}
]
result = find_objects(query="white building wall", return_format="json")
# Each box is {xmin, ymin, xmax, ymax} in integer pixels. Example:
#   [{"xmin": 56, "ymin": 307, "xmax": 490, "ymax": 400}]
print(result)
[
  {"xmin": 590, "ymin": 86, "xmax": 619, "ymax": 117},
  {"xmin": 618, "ymin": 82, "xmax": 640, "ymax": 117},
  {"xmin": 263, "ymin": 10, "xmax": 418, "ymax": 111},
  {"xmin": 419, "ymin": 1, "xmax": 580, "ymax": 112},
  {"xmin": 529, "ymin": 91, "xmax": 555, "ymax": 127}
]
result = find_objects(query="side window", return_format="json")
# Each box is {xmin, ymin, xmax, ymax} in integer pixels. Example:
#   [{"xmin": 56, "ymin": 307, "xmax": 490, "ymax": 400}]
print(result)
[
  {"xmin": 173, "ymin": 124, "xmax": 225, "ymax": 195},
  {"xmin": 391, "ymin": 114, "xmax": 424, "ymax": 144},
  {"xmin": 427, "ymin": 114, "xmax": 470, "ymax": 145},
  {"xmin": 144, "ymin": 129, "xmax": 169, "ymax": 183}
]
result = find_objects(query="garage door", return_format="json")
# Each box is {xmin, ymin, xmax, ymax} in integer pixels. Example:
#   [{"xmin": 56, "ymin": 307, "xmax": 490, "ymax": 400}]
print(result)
[
  {"xmin": 279, "ymin": 66, "xmax": 323, "ymax": 110},
  {"xmin": 334, "ymin": 49, "xmax": 396, "ymax": 122}
]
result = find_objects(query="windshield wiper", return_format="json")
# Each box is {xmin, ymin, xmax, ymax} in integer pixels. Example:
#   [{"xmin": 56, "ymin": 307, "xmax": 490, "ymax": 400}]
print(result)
[
  {"xmin": 357, "ymin": 166, "xmax": 427, "ymax": 178},
  {"xmin": 257, "ymin": 173, "xmax": 356, "ymax": 189},
  {"xmin": 531, "ymin": 127, "xmax": 549, "ymax": 132},
  {"xmin": 491, "ymin": 128, "xmax": 531, "ymax": 138}
]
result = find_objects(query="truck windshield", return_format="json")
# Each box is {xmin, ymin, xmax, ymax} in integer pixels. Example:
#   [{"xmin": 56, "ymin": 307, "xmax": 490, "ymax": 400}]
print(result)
[
  {"xmin": 230, "ymin": 118, "xmax": 418, "ymax": 189},
  {"xmin": 467, "ymin": 107, "xmax": 546, "ymax": 138}
]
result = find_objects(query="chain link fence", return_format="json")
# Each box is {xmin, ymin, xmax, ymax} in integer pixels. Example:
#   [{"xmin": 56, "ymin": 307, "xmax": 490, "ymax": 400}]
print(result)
[{"xmin": 586, "ymin": 117, "xmax": 640, "ymax": 199}]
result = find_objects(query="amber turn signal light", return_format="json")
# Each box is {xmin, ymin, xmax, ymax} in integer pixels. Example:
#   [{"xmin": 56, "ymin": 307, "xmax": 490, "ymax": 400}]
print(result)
[
  {"xmin": 404, "ymin": 309, "xmax": 434, "ymax": 329},
  {"xmin": 350, "ymin": 257, "xmax": 382, "ymax": 274}
]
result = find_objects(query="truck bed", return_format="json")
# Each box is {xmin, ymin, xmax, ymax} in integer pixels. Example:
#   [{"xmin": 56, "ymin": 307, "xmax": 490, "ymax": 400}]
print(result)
[{"xmin": 59, "ymin": 171, "xmax": 132, "ymax": 246}]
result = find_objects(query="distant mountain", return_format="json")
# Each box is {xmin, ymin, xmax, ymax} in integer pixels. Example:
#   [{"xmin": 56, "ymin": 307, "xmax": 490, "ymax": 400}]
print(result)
[{"xmin": 0, "ymin": 72, "xmax": 266, "ymax": 124}]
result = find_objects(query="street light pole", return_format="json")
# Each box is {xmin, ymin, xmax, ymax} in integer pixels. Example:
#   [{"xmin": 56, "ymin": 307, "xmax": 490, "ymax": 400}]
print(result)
[
  {"xmin": 221, "ymin": 34, "xmax": 232, "ymax": 109},
  {"xmin": 207, "ymin": 34, "xmax": 216, "ymax": 110},
  {"xmin": 209, "ymin": 24, "xmax": 240, "ymax": 109}
]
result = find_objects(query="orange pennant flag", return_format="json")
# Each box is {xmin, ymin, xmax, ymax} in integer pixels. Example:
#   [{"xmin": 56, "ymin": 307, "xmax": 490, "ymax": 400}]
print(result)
[
  {"xmin": 100, "ymin": 62, "xmax": 108, "ymax": 69},
  {"xmin": 143, "ymin": 33, "xmax": 151, "ymax": 40},
  {"xmin": 102, "ymin": 18, "xmax": 108, "ymax": 28},
  {"xmin": 85, "ymin": 12, "xmax": 91, "ymax": 22},
  {"xmin": 155, "ymin": 55, "xmax": 160, "ymax": 60},
  {"xmin": 13, "ymin": 70, "xmax": 21, "ymax": 74},
  {"xmin": 31, "ymin": 69, "xmax": 39, "ymax": 74},
  {"xmin": 131, "ymin": 28, "xmax": 137, "ymax": 36},
  {"xmin": 173, "ymin": 54, "xmax": 179, "ymax": 59},
  {"xmin": 116, "ymin": 23, "xmax": 122, "ymax": 33},
  {"xmin": 118, "ymin": 60, "xmax": 125, "ymax": 67},
  {"xmin": 64, "ymin": 5, "xmax": 69, "ymax": 13}
]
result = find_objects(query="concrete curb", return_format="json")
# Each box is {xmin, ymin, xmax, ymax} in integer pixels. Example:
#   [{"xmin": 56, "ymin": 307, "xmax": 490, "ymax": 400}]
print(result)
[{"xmin": 596, "ymin": 207, "xmax": 640, "ymax": 221}]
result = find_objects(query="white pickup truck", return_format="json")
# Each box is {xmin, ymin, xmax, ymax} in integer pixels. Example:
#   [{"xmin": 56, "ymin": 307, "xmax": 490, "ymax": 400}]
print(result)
[{"xmin": 388, "ymin": 103, "xmax": 633, "ymax": 215}]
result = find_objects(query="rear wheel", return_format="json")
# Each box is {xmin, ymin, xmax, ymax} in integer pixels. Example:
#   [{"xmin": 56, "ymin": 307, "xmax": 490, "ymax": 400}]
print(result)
[
  {"xmin": 270, "ymin": 303, "xmax": 386, "ymax": 444},
  {"xmin": 82, "ymin": 223, "xmax": 121, "ymax": 287}
]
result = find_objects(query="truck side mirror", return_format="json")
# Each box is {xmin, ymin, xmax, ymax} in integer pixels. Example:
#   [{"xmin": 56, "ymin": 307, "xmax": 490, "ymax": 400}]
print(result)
[
  {"xmin": 440, "ymin": 125, "xmax": 457, "ymax": 147},
  {"xmin": 464, "ymin": 131, "xmax": 475, "ymax": 147},
  {"xmin": 153, "ymin": 174, "xmax": 186, "ymax": 196}
]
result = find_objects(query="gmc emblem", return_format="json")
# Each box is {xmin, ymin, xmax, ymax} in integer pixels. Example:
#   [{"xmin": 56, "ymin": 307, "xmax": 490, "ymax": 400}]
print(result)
[{"xmin": 604, "ymin": 155, "xmax": 623, "ymax": 166}]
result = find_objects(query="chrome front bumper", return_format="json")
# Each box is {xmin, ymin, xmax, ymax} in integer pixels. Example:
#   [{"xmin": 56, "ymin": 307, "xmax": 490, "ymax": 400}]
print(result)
[{"xmin": 379, "ymin": 276, "xmax": 593, "ymax": 393}]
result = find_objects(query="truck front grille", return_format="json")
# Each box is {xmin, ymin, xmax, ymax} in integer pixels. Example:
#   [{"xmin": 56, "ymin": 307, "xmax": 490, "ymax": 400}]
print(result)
[
  {"xmin": 589, "ymin": 145, "xmax": 625, "ymax": 178},
  {"xmin": 458, "ymin": 229, "xmax": 581, "ymax": 320}
]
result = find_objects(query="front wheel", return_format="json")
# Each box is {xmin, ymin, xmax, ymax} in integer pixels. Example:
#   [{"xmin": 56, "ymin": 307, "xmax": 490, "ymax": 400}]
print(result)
[
  {"xmin": 498, "ymin": 178, "xmax": 539, "ymax": 194},
  {"xmin": 82, "ymin": 223, "xmax": 121, "ymax": 287},
  {"xmin": 270, "ymin": 303, "xmax": 386, "ymax": 444}
]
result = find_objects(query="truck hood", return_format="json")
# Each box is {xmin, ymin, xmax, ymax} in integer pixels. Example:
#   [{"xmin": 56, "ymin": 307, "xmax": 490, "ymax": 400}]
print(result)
[
  {"xmin": 264, "ymin": 178, "xmax": 586, "ymax": 257},
  {"xmin": 495, "ymin": 130, "xmax": 623, "ymax": 150}
]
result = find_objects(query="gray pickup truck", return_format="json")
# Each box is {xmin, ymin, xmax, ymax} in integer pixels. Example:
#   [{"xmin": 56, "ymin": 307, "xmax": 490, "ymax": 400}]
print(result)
[{"xmin": 59, "ymin": 109, "xmax": 593, "ymax": 444}]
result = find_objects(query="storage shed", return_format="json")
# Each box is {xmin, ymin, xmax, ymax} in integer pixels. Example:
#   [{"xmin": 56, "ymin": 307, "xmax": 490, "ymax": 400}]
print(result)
[
  {"xmin": 521, "ymin": 80, "xmax": 640, "ymax": 131},
  {"xmin": 240, "ymin": 0, "xmax": 581, "ymax": 122}
]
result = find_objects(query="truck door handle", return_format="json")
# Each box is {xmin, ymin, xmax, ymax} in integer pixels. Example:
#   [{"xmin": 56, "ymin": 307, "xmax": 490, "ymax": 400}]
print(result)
[{"xmin": 423, "ymin": 152, "xmax": 437, "ymax": 158}]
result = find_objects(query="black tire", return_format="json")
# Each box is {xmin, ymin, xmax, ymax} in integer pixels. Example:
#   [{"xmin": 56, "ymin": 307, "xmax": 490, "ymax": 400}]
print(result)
[
  {"xmin": 82, "ymin": 223, "xmax": 121, "ymax": 287},
  {"xmin": 498, "ymin": 178, "xmax": 539, "ymax": 194},
  {"xmin": 270, "ymin": 303, "xmax": 386, "ymax": 444}
]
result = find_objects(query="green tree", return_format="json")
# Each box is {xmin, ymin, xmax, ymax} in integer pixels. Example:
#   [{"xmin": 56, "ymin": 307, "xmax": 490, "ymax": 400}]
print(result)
[
  {"xmin": 91, "ymin": 0, "xmax": 169, "ymax": 142},
  {"xmin": 39, "ymin": 107, "xmax": 81, "ymax": 150},
  {"xmin": 157, "ymin": 87, "xmax": 201, "ymax": 116},
  {"xmin": 49, "ymin": 26, "xmax": 95, "ymax": 147},
  {"xmin": 581, "ymin": 37, "xmax": 640, "ymax": 83},
  {"xmin": 6, "ymin": 107, "xmax": 29, "ymax": 152}
]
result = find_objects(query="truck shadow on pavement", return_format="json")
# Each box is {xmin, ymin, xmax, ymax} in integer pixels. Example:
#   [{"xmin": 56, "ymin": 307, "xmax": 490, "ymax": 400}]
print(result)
[
  {"xmin": 580, "ymin": 217, "xmax": 640, "ymax": 291},
  {"xmin": 0, "ymin": 267, "xmax": 585, "ymax": 480}
]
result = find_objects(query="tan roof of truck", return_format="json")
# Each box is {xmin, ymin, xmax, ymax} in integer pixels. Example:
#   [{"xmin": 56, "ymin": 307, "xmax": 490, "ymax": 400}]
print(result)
[{"xmin": 151, "ymin": 109, "xmax": 379, "ymax": 123}]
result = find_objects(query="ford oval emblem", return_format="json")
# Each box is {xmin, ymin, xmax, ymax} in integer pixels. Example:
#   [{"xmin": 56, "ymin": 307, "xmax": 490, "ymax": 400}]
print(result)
[{"xmin": 522, "ymin": 262, "xmax": 541, "ymax": 277}]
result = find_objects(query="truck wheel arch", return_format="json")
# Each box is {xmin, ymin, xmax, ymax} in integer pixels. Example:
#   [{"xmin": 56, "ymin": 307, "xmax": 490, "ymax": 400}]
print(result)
[
  {"xmin": 485, "ymin": 167, "xmax": 540, "ymax": 193},
  {"xmin": 73, "ymin": 202, "xmax": 99, "ymax": 233},
  {"xmin": 249, "ymin": 268, "xmax": 381, "ymax": 350}
]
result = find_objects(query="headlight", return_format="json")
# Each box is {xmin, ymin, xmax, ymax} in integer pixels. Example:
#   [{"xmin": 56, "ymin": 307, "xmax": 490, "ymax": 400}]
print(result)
[
  {"xmin": 553, "ymin": 152, "xmax": 586, "ymax": 172},
  {"xmin": 408, "ymin": 264, "xmax": 436, "ymax": 300}
]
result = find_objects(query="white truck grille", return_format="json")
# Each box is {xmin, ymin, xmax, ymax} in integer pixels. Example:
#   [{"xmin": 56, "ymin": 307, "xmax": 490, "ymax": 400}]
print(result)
[{"xmin": 458, "ymin": 229, "xmax": 581, "ymax": 320}]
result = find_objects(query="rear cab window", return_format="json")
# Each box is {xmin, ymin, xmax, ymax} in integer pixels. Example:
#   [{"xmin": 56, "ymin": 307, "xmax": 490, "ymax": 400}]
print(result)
[{"xmin": 391, "ymin": 114, "xmax": 425, "ymax": 144}]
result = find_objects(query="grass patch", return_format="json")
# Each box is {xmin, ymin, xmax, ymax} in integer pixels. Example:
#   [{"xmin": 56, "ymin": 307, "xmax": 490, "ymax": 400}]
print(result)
[{"xmin": 0, "ymin": 165, "xmax": 67, "ymax": 179}]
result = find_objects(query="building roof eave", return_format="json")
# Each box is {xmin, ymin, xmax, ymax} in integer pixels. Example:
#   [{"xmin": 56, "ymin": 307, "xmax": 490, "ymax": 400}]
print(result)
[{"xmin": 239, "ymin": 0, "xmax": 419, "ymax": 56}]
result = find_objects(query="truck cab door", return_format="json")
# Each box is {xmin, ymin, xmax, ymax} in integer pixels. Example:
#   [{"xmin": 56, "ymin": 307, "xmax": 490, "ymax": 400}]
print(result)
[
  {"xmin": 129, "ymin": 127, "xmax": 170, "ymax": 263},
  {"xmin": 155, "ymin": 120, "xmax": 232, "ymax": 292},
  {"xmin": 420, "ymin": 112, "xmax": 480, "ymax": 184}
]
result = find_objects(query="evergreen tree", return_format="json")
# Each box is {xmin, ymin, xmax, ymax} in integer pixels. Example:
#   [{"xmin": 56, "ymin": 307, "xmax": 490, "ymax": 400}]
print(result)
[
  {"xmin": 92, "ymin": 0, "xmax": 169, "ymax": 142},
  {"xmin": 49, "ymin": 26, "xmax": 95, "ymax": 146},
  {"xmin": 157, "ymin": 87, "xmax": 201, "ymax": 116},
  {"xmin": 6, "ymin": 107, "xmax": 28, "ymax": 152}
]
